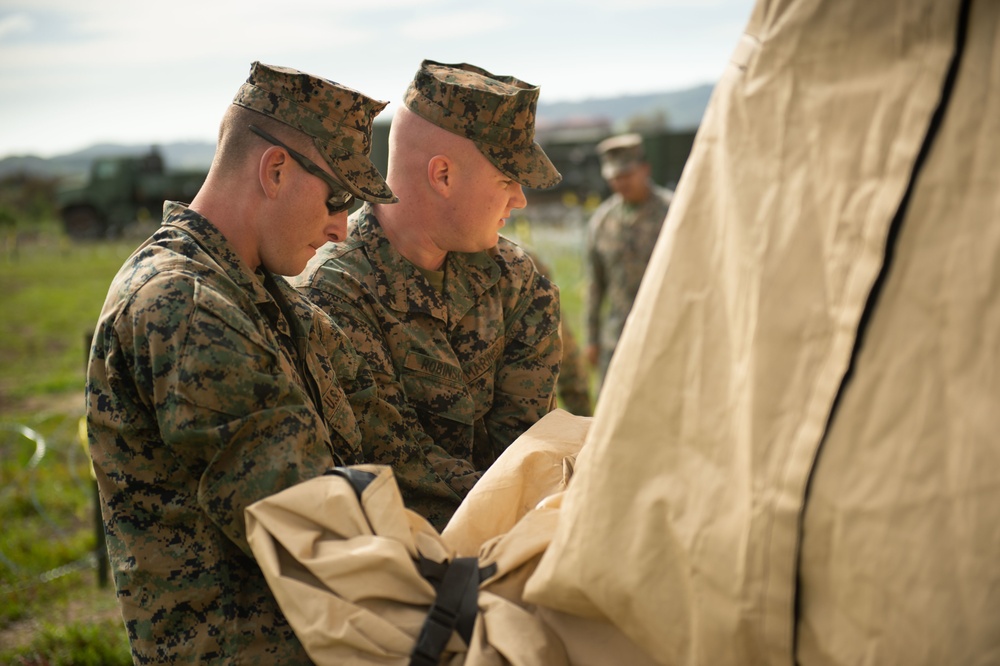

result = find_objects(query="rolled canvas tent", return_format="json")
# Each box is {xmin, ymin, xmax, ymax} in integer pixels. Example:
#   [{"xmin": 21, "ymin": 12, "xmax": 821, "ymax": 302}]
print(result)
[
  {"xmin": 247, "ymin": 410, "xmax": 655, "ymax": 666},
  {"xmin": 247, "ymin": 0, "xmax": 1000, "ymax": 663}
]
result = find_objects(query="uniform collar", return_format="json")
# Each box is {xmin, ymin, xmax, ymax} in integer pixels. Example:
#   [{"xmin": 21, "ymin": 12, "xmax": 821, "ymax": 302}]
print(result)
[
  {"xmin": 160, "ymin": 201, "xmax": 311, "ymax": 340},
  {"xmin": 354, "ymin": 204, "xmax": 502, "ymax": 323}
]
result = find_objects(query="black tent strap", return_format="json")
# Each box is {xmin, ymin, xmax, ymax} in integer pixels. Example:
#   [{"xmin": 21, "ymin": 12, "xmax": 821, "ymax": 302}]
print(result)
[
  {"xmin": 410, "ymin": 555, "xmax": 497, "ymax": 666},
  {"xmin": 325, "ymin": 466, "xmax": 377, "ymax": 499},
  {"xmin": 320, "ymin": 468, "xmax": 498, "ymax": 664}
]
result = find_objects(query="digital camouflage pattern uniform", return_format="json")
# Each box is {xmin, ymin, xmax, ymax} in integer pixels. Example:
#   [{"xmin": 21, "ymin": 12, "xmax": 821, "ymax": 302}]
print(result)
[
  {"xmin": 294, "ymin": 60, "xmax": 563, "ymax": 527},
  {"xmin": 586, "ymin": 184, "xmax": 673, "ymax": 386},
  {"xmin": 88, "ymin": 204, "xmax": 365, "ymax": 662},
  {"xmin": 296, "ymin": 209, "xmax": 562, "ymax": 527},
  {"xmin": 87, "ymin": 62, "xmax": 396, "ymax": 663}
]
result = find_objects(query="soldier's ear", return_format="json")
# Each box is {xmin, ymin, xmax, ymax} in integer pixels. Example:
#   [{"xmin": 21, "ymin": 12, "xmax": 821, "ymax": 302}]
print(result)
[
  {"xmin": 259, "ymin": 146, "xmax": 287, "ymax": 200},
  {"xmin": 427, "ymin": 155, "xmax": 451, "ymax": 196}
]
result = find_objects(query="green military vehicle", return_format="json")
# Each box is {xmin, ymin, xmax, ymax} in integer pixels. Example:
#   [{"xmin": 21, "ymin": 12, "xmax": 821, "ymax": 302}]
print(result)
[{"xmin": 57, "ymin": 147, "xmax": 207, "ymax": 239}]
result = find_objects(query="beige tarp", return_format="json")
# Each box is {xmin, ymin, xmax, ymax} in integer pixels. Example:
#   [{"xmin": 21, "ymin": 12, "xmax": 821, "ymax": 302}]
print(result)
[
  {"xmin": 247, "ymin": 410, "xmax": 656, "ymax": 665},
  {"xmin": 248, "ymin": 0, "xmax": 1000, "ymax": 663},
  {"xmin": 527, "ymin": 0, "xmax": 1000, "ymax": 664}
]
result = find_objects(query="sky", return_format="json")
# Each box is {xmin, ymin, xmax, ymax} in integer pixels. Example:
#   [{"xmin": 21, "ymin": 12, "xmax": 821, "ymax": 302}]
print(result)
[{"xmin": 0, "ymin": 0, "xmax": 755, "ymax": 159}]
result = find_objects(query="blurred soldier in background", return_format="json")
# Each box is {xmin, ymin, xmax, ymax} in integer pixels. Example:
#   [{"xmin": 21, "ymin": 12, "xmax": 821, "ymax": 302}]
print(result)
[
  {"xmin": 294, "ymin": 60, "xmax": 563, "ymax": 528},
  {"xmin": 585, "ymin": 133, "xmax": 673, "ymax": 395},
  {"xmin": 87, "ymin": 62, "xmax": 395, "ymax": 662}
]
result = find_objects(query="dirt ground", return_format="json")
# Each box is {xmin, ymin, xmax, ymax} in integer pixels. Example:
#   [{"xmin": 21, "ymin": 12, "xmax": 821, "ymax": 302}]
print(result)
[{"xmin": 0, "ymin": 590, "xmax": 122, "ymax": 651}]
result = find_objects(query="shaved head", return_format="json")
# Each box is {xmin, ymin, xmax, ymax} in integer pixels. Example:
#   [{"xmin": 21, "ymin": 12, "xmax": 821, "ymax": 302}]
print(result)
[
  {"xmin": 212, "ymin": 105, "xmax": 308, "ymax": 177},
  {"xmin": 385, "ymin": 106, "xmax": 484, "ymax": 191}
]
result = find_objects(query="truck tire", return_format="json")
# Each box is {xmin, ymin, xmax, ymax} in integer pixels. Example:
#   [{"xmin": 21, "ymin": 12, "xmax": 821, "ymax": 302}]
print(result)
[{"xmin": 61, "ymin": 206, "xmax": 106, "ymax": 240}]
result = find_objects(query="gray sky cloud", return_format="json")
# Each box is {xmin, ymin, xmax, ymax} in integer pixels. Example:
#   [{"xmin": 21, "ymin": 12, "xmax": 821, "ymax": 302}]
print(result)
[
  {"xmin": 0, "ymin": 13, "xmax": 32, "ymax": 39},
  {"xmin": 0, "ymin": 0, "xmax": 754, "ymax": 157}
]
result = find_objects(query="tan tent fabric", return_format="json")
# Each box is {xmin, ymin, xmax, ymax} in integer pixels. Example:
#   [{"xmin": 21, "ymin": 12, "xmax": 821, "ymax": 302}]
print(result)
[
  {"xmin": 443, "ymin": 409, "xmax": 589, "ymax": 557},
  {"xmin": 525, "ymin": 0, "xmax": 1000, "ymax": 664},
  {"xmin": 247, "ymin": 410, "xmax": 651, "ymax": 666},
  {"xmin": 245, "ymin": 464, "xmax": 456, "ymax": 664}
]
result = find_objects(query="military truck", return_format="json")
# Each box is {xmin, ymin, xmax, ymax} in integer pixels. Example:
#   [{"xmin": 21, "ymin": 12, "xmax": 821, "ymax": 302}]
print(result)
[{"xmin": 57, "ymin": 147, "xmax": 208, "ymax": 239}]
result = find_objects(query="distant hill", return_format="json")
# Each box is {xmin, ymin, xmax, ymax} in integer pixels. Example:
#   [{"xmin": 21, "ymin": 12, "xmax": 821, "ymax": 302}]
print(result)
[
  {"xmin": 537, "ymin": 83, "xmax": 714, "ymax": 131},
  {"xmin": 0, "ymin": 83, "xmax": 715, "ymax": 181},
  {"xmin": 0, "ymin": 142, "xmax": 218, "ymax": 181}
]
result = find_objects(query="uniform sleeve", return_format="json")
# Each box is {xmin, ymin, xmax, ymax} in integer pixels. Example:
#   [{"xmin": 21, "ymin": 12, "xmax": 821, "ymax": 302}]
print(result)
[
  {"xmin": 302, "ymin": 276, "xmax": 475, "ymax": 529},
  {"xmin": 486, "ymin": 264, "xmax": 563, "ymax": 459},
  {"xmin": 128, "ymin": 273, "xmax": 336, "ymax": 557}
]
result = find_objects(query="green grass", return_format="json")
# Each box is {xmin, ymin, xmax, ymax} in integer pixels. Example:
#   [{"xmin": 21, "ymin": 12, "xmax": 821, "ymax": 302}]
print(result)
[
  {"xmin": 0, "ymin": 409, "xmax": 130, "ymax": 662},
  {"xmin": 0, "ymin": 237, "xmax": 136, "ymax": 405},
  {"xmin": 1, "ymin": 620, "xmax": 132, "ymax": 666},
  {"xmin": 506, "ymin": 206, "xmax": 591, "ymax": 338},
  {"xmin": 0, "ymin": 224, "xmax": 135, "ymax": 662},
  {"xmin": 506, "ymin": 205, "xmax": 600, "ymax": 406}
]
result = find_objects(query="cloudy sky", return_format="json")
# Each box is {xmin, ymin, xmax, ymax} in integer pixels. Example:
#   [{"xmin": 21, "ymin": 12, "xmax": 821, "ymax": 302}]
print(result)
[{"xmin": 0, "ymin": 0, "xmax": 754, "ymax": 159}]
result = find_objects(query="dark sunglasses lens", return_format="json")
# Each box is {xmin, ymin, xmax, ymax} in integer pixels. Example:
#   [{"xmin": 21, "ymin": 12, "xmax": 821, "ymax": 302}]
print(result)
[{"xmin": 326, "ymin": 194, "xmax": 355, "ymax": 215}]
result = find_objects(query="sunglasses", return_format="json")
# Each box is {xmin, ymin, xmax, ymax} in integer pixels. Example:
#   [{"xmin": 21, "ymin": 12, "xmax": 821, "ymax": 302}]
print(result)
[{"xmin": 249, "ymin": 125, "xmax": 355, "ymax": 214}]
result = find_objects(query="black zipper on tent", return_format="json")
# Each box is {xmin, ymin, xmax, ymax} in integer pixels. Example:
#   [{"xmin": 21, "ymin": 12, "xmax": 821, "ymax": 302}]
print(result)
[{"xmin": 791, "ymin": 0, "xmax": 973, "ymax": 656}]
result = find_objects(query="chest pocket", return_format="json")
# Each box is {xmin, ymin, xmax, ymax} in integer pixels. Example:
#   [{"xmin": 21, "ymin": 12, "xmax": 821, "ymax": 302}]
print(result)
[
  {"xmin": 307, "ymin": 316, "xmax": 364, "ymax": 462},
  {"xmin": 401, "ymin": 351, "xmax": 476, "ymax": 426}
]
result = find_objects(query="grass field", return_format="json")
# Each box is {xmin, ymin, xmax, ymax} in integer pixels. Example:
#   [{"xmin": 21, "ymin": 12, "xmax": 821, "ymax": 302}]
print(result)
[
  {"xmin": 0, "ymin": 207, "xmax": 593, "ymax": 662},
  {"xmin": 0, "ymin": 227, "xmax": 136, "ymax": 663}
]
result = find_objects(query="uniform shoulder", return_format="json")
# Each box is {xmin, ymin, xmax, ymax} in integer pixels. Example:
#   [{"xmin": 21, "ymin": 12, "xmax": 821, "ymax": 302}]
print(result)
[
  {"xmin": 294, "ymin": 236, "xmax": 372, "ymax": 293},
  {"xmin": 109, "ymin": 241, "xmax": 195, "ymax": 307},
  {"xmin": 110, "ymin": 230, "xmax": 255, "ymax": 326},
  {"xmin": 492, "ymin": 236, "xmax": 542, "ymax": 279},
  {"xmin": 588, "ymin": 194, "xmax": 622, "ymax": 227},
  {"xmin": 488, "ymin": 237, "xmax": 558, "ymax": 314},
  {"xmin": 123, "ymin": 256, "xmax": 247, "ymax": 322}
]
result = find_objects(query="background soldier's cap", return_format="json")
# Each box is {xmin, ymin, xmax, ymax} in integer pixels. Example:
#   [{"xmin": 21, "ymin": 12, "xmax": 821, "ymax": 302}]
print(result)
[
  {"xmin": 233, "ymin": 61, "xmax": 397, "ymax": 204},
  {"xmin": 597, "ymin": 133, "xmax": 646, "ymax": 180},
  {"xmin": 403, "ymin": 59, "xmax": 562, "ymax": 190}
]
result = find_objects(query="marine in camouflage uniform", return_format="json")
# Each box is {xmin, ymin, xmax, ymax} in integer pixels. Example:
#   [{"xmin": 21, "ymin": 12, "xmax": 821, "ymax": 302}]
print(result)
[
  {"xmin": 87, "ymin": 62, "xmax": 396, "ymax": 663},
  {"xmin": 586, "ymin": 133, "xmax": 673, "ymax": 391},
  {"xmin": 294, "ymin": 61, "xmax": 564, "ymax": 526}
]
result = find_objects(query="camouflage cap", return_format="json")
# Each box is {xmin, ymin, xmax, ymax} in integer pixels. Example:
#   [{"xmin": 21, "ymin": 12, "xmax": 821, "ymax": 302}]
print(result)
[
  {"xmin": 403, "ymin": 60, "xmax": 561, "ymax": 190},
  {"xmin": 233, "ymin": 61, "xmax": 396, "ymax": 204},
  {"xmin": 597, "ymin": 133, "xmax": 646, "ymax": 180}
]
